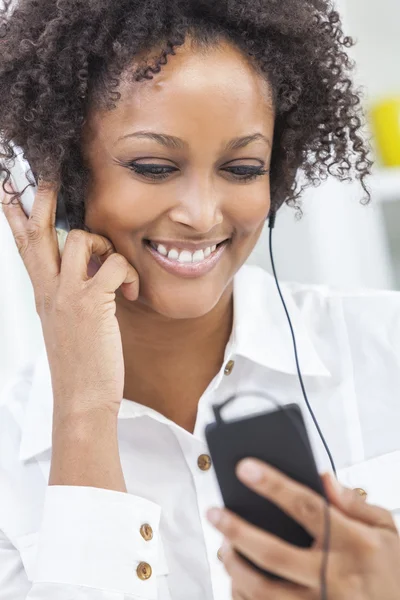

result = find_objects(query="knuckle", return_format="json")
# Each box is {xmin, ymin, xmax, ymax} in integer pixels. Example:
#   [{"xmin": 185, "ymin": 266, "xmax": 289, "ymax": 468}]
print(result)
[
  {"xmin": 259, "ymin": 543, "xmax": 286, "ymax": 570},
  {"xmin": 223, "ymin": 518, "xmax": 240, "ymax": 540},
  {"xmin": 267, "ymin": 475, "xmax": 286, "ymax": 498},
  {"xmin": 109, "ymin": 252, "xmax": 127, "ymax": 268},
  {"xmin": 53, "ymin": 288, "xmax": 83, "ymax": 314},
  {"xmin": 66, "ymin": 229, "xmax": 86, "ymax": 244},
  {"xmin": 353, "ymin": 528, "xmax": 380, "ymax": 555},
  {"xmin": 298, "ymin": 493, "xmax": 321, "ymax": 523},
  {"xmin": 13, "ymin": 231, "xmax": 29, "ymax": 257},
  {"xmin": 26, "ymin": 222, "xmax": 44, "ymax": 245},
  {"xmin": 53, "ymin": 293, "xmax": 67, "ymax": 314}
]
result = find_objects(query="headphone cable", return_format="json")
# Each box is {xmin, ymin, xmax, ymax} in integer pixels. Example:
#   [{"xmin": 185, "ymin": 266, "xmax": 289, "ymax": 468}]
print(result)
[{"xmin": 268, "ymin": 210, "xmax": 335, "ymax": 600}]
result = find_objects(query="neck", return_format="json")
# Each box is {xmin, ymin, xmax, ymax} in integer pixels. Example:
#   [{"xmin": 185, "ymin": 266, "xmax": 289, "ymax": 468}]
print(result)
[{"xmin": 115, "ymin": 284, "xmax": 234, "ymax": 432}]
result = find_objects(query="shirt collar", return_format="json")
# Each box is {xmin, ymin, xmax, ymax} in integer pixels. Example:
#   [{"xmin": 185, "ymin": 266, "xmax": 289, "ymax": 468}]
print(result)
[
  {"xmin": 232, "ymin": 266, "xmax": 331, "ymax": 378},
  {"xmin": 19, "ymin": 265, "xmax": 330, "ymax": 462}
]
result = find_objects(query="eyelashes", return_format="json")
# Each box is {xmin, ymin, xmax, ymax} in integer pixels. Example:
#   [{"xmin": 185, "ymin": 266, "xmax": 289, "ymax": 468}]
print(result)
[{"xmin": 125, "ymin": 162, "xmax": 270, "ymax": 182}]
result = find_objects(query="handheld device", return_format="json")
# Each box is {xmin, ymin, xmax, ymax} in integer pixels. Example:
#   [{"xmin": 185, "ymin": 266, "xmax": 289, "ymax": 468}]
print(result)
[
  {"xmin": 1, "ymin": 142, "xmax": 70, "ymax": 252},
  {"xmin": 205, "ymin": 212, "xmax": 334, "ymax": 599},
  {"xmin": 205, "ymin": 397, "xmax": 327, "ymax": 577}
]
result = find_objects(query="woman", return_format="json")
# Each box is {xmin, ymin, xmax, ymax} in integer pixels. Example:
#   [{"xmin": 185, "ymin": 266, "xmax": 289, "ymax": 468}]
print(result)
[{"xmin": 0, "ymin": 0, "xmax": 399, "ymax": 599}]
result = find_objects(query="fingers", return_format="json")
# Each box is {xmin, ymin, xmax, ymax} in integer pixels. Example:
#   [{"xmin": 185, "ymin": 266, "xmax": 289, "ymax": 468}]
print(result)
[
  {"xmin": 94, "ymin": 252, "xmax": 140, "ymax": 302},
  {"xmin": 1, "ymin": 181, "xmax": 28, "ymax": 231},
  {"xmin": 222, "ymin": 544, "xmax": 304, "ymax": 600},
  {"xmin": 322, "ymin": 473, "xmax": 397, "ymax": 533},
  {"xmin": 61, "ymin": 229, "xmax": 140, "ymax": 302},
  {"xmin": 29, "ymin": 177, "xmax": 59, "ymax": 230},
  {"xmin": 2, "ymin": 179, "xmax": 60, "ymax": 281},
  {"xmin": 3, "ymin": 176, "xmax": 139, "ymax": 303},
  {"xmin": 60, "ymin": 229, "xmax": 116, "ymax": 281},
  {"xmin": 207, "ymin": 507, "xmax": 320, "ymax": 586},
  {"xmin": 235, "ymin": 459, "xmax": 349, "ymax": 542}
]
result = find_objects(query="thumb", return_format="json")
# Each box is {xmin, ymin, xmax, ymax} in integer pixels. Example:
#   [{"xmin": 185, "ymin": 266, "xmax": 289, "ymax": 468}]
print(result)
[{"xmin": 322, "ymin": 473, "xmax": 396, "ymax": 531}]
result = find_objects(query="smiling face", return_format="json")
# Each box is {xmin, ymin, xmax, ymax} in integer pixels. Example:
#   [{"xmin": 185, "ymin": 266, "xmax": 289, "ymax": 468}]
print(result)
[{"xmin": 83, "ymin": 39, "xmax": 274, "ymax": 319}]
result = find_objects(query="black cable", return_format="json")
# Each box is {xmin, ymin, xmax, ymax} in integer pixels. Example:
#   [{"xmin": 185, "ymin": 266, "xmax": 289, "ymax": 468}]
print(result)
[
  {"xmin": 268, "ymin": 209, "xmax": 334, "ymax": 600},
  {"xmin": 268, "ymin": 211, "xmax": 337, "ymax": 477}
]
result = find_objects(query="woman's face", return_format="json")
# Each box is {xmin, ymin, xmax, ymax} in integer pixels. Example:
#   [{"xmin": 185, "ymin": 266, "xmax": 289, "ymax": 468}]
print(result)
[{"xmin": 83, "ymin": 40, "xmax": 274, "ymax": 319}]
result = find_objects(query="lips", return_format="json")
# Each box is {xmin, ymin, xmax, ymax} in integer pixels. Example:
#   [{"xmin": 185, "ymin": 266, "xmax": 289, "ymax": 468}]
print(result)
[{"xmin": 144, "ymin": 238, "xmax": 229, "ymax": 279}]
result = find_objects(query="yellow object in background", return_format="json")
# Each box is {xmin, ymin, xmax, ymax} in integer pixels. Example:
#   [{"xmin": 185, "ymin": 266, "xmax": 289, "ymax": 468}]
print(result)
[{"xmin": 371, "ymin": 98, "xmax": 400, "ymax": 167}]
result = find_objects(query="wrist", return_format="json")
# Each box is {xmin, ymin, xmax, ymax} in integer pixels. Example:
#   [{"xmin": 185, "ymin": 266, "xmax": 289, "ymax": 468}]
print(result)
[
  {"xmin": 50, "ymin": 407, "xmax": 126, "ymax": 492},
  {"xmin": 52, "ymin": 404, "xmax": 119, "ymax": 436}
]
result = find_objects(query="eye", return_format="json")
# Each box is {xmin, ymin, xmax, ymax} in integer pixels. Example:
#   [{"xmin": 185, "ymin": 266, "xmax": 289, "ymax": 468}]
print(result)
[
  {"xmin": 126, "ymin": 162, "xmax": 179, "ymax": 180},
  {"xmin": 221, "ymin": 165, "xmax": 270, "ymax": 182}
]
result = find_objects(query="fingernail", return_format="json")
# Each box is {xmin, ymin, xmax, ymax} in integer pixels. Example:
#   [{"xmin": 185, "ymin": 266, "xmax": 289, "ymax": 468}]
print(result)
[
  {"xmin": 207, "ymin": 507, "xmax": 223, "ymax": 526},
  {"xmin": 237, "ymin": 459, "xmax": 263, "ymax": 483}
]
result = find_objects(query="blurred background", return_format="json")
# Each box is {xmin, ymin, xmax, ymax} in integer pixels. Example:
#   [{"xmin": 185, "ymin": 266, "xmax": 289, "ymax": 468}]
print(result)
[
  {"xmin": 1, "ymin": 0, "xmax": 400, "ymax": 387},
  {"xmin": 249, "ymin": 0, "xmax": 400, "ymax": 290}
]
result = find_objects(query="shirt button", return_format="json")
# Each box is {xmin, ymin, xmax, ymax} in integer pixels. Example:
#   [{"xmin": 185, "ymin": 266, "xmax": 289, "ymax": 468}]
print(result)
[
  {"xmin": 354, "ymin": 487, "xmax": 368, "ymax": 500},
  {"xmin": 198, "ymin": 454, "xmax": 212, "ymax": 471},
  {"xmin": 217, "ymin": 548, "xmax": 224, "ymax": 562},
  {"xmin": 224, "ymin": 359, "xmax": 235, "ymax": 375},
  {"xmin": 140, "ymin": 524, "xmax": 153, "ymax": 541},
  {"xmin": 137, "ymin": 562, "xmax": 152, "ymax": 580}
]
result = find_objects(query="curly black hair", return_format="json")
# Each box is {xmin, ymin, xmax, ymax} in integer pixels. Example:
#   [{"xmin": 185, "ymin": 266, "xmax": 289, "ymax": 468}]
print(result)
[{"xmin": 0, "ymin": 0, "xmax": 372, "ymax": 231}]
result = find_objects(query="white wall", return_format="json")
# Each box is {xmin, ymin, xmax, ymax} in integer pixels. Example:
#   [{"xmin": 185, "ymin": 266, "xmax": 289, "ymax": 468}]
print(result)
[
  {"xmin": 345, "ymin": 0, "xmax": 400, "ymax": 102},
  {"xmin": 247, "ymin": 177, "xmax": 394, "ymax": 290}
]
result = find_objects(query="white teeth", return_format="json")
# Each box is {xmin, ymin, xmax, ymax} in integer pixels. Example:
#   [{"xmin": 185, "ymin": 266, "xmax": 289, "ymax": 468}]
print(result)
[
  {"xmin": 178, "ymin": 250, "xmax": 193, "ymax": 264},
  {"xmin": 157, "ymin": 244, "xmax": 168, "ymax": 256},
  {"xmin": 192, "ymin": 249, "xmax": 205, "ymax": 263},
  {"xmin": 168, "ymin": 249, "xmax": 179, "ymax": 260},
  {"xmin": 152, "ymin": 242, "xmax": 221, "ymax": 263}
]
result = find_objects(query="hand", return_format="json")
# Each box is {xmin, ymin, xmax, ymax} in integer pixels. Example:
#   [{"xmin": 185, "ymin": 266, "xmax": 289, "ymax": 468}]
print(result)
[
  {"xmin": 207, "ymin": 460, "xmax": 400, "ymax": 600},
  {"xmin": 2, "ymin": 179, "xmax": 139, "ymax": 419}
]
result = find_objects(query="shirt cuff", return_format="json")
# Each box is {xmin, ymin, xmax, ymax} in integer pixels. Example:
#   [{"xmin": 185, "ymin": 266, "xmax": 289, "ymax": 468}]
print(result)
[{"xmin": 34, "ymin": 485, "xmax": 162, "ymax": 598}]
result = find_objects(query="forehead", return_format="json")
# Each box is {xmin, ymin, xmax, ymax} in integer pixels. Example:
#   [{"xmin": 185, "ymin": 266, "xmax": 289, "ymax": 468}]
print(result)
[{"xmin": 87, "ymin": 40, "xmax": 274, "ymax": 147}]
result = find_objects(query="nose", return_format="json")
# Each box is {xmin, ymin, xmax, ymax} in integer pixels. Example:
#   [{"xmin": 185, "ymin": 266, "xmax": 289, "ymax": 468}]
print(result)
[{"xmin": 168, "ymin": 177, "xmax": 223, "ymax": 233}]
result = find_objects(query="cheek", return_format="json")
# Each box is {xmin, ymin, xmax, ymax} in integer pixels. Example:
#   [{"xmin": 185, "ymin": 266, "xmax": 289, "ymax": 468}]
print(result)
[
  {"xmin": 85, "ymin": 181, "xmax": 163, "ymax": 234},
  {"xmin": 225, "ymin": 186, "xmax": 271, "ymax": 234}
]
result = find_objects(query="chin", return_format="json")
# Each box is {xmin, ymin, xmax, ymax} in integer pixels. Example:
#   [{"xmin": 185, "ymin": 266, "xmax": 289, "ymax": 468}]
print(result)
[{"xmin": 140, "ymin": 280, "xmax": 227, "ymax": 320}]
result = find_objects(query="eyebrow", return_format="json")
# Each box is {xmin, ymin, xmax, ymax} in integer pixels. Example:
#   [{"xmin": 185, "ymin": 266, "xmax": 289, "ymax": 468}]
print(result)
[{"xmin": 117, "ymin": 131, "xmax": 271, "ymax": 150}]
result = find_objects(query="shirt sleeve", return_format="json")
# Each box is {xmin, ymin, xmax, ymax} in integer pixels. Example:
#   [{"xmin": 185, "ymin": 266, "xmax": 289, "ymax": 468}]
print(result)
[{"xmin": 0, "ymin": 486, "xmax": 163, "ymax": 600}]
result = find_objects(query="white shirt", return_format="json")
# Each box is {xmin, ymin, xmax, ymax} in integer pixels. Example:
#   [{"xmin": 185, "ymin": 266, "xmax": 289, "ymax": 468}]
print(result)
[{"xmin": 1, "ymin": 264, "xmax": 400, "ymax": 600}]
